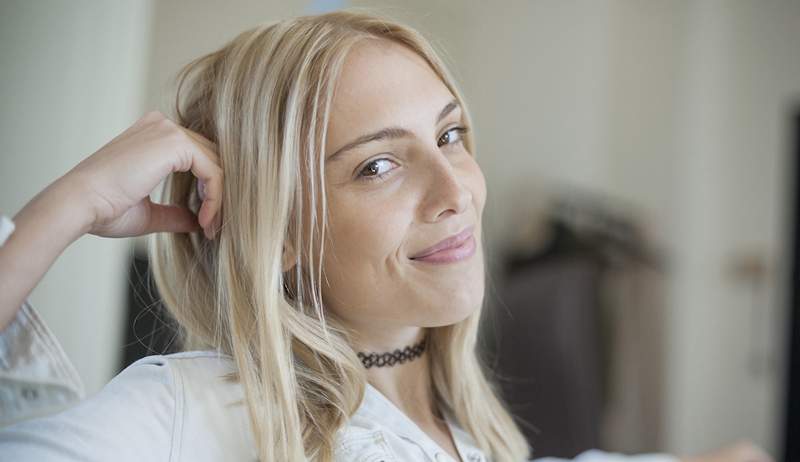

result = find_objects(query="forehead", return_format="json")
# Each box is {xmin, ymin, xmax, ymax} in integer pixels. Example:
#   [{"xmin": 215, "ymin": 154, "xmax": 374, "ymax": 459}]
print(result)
[{"xmin": 325, "ymin": 39, "xmax": 455, "ymax": 154}]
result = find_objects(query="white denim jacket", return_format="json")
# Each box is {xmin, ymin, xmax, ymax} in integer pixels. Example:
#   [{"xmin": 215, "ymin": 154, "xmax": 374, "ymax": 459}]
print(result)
[{"xmin": 0, "ymin": 214, "xmax": 678, "ymax": 462}]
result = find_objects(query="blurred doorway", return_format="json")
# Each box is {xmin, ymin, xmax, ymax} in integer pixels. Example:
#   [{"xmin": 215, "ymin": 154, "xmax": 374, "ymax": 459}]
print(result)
[{"xmin": 784, "ymin": 106, "xmax": 800, "ymax": 462}]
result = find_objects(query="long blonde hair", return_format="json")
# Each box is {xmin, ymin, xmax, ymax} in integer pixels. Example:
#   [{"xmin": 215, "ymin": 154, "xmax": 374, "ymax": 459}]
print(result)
[{"xmin": 148, "ymin": 8, "xmax": 530, "ymax": 461}]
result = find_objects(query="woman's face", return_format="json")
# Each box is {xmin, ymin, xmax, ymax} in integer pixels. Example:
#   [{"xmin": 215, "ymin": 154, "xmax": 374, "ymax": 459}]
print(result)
[{"xmin": 315, "ymin": 39, "xmax": 487, "ymax": 343}]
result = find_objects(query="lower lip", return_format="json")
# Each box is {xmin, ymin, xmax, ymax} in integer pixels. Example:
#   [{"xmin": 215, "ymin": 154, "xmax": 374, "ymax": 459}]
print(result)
[{"xmin": 411, "ymin": 234, "xmax": 476, "ymax": 264}]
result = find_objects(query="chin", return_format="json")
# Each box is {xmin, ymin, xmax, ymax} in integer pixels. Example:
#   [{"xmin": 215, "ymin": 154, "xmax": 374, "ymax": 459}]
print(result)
[{"xmin": 422, "ymin": 295, "xmax": 483, "ymax": 327}]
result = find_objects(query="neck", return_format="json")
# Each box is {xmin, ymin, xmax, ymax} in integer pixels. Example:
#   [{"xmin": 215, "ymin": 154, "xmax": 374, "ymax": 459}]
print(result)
[{"xmin": 353, "ymin": 326, "xmax": 440, "ymax": 424}]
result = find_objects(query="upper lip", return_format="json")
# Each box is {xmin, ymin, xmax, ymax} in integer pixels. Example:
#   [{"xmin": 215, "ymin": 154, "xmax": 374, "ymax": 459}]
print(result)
[{"xmin": 410, "ymin": 225, "xmax": 475, "ymax": 259}]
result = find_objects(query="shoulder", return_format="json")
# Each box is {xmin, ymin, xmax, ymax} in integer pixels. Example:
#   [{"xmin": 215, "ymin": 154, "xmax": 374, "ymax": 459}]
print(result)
[
  {"xmin": 0, "ymin": 349, "xmax": 256, "ymax": 462},
  {"xmin": 0, "ymin": 351, "xmax": 183, "ymax": 461},
  {"xmin": 334, "ymin": 425, "xmax": 399, "ymax": 462},
  {"xmin": 157, "ymin": 351, "xmax": 258, "ymax": 460},
  {"xmin": 123, "ymin": 350, "xmax": 257, "ymax": 461}
]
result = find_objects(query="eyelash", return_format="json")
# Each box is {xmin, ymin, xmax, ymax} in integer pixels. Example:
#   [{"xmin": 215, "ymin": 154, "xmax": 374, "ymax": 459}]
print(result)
[{"xmin": 356, "ymin": 125, "xmax": 470, "ymax": 183}]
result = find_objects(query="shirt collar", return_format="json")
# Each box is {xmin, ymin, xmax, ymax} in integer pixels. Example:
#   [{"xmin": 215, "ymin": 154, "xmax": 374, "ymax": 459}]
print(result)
[{"xmin": 352, "ymin": 382, "xmax": 487, "ymax": 462}]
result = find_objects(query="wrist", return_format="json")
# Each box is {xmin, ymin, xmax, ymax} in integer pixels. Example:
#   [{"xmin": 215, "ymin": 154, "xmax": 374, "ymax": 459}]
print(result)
[
  {"xmin": 14, "ymin": 175, "xmax": 95, "ymax": 244},
  {"xmin": 55, "ymin": 173, "xmax": 98, "ymax": 236}
]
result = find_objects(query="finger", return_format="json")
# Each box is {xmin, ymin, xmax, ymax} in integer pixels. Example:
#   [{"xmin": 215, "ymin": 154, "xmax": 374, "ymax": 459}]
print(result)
[
  {"xmin": 175, "ymin": 143, "xmax": 223, "ymax": 237},
  {"xmin": 178, "ymin": 128, "xmax": 222, "ymax": 238},
  {"xmin": 196, "ymin": 158, "xmax": 222, "ymax": 236},
  {"xmin": 145, "ymin": 202, "xmax": 202, "ymax": 235},
  {"xmin": 197, "ymin": 178, "xmax": 207, "ymax": 202},
  {"xmin": 180, "ymin": 127, "xmax": 219, "ymax": 163},
  {"xmin": 211, "ymin": 208, "xmax": 222, "ymax": 239}
]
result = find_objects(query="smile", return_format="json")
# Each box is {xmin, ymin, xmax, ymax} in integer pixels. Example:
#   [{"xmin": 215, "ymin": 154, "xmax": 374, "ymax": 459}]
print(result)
[{"xmin": 409, "ymin": 233, "xmax": 476, "ymax": 264}]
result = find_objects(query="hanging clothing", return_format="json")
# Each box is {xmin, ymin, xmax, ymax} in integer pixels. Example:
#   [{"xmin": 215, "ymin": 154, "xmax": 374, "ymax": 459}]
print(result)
[
  {"xmin": 485, "ymin": 199, "xmax": 667, "ymax": 458},
  {"xmin": 487, "ymin": 252, "xmax": 607, "ymax": 458}
]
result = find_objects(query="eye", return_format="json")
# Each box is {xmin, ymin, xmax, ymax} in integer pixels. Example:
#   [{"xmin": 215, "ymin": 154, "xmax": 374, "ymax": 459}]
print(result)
[
  {"xmin": 356, "ymin": 158, "xmax": 397, "ymax": 183},
  {"xmin": 438, "ymin": 125, "xmax": 469, "ymax": 148}
]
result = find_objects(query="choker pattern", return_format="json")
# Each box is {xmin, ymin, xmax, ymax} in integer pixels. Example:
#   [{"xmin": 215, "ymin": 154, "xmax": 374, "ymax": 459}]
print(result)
[{"xmin": 357, "ymin": 337, "xmax": 427, "ymax": 369}]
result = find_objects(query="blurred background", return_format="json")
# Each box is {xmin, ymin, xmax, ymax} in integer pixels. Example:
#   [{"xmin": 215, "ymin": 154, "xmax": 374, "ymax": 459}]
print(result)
[{"xmin": 1, "ymin": 0, "xmax": 799, "ymax": 460}]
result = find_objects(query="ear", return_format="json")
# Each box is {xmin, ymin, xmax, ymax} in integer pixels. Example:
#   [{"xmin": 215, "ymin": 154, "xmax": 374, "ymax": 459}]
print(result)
[{"xmin": 281, "ymin": 240, "xmax": 297, "ymax": 273}]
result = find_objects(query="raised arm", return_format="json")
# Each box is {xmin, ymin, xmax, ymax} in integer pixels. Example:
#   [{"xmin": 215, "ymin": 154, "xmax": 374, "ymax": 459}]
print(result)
[
  {"xmin": 0, "ymin": 110, "xmax": 223, "ymax": 332},
  {"xmin": 0, "ymin": 179, "xmax": 93, "ymax": 331},
  {"xmin": 0, "ymin": 111, "xmax": 224, "ymax": 431}
]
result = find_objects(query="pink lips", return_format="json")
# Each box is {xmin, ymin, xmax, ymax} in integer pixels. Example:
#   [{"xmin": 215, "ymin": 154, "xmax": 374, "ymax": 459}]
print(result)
[{"xmin": 410, "ymin": 225, "xmax": 477, "ymax": 264}]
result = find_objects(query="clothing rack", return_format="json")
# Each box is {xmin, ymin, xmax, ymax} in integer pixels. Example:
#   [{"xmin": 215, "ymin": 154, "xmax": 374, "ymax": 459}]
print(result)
[
  {"xmin": 505, "ymin": 193, "xmax": 663, "ymax": 276},
  {"xmin": 485, "ymin": 190, "xmax": 667, "ymax": 458}
]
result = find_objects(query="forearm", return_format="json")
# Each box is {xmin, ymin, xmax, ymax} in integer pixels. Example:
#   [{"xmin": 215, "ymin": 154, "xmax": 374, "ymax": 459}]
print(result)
[{"xmin": 0, "ymin": 176, "xmax": 93, "ymax": 331}]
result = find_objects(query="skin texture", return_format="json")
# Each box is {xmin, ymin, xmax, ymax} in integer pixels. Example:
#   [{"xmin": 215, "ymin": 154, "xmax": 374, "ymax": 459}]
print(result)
[
  {"xmin": 285, "ymin": 38, "xmax": 487, "ymax": 461},
  {"xmin": 320, "ymin": 40, "xmax": 486, "ymax": 351}
]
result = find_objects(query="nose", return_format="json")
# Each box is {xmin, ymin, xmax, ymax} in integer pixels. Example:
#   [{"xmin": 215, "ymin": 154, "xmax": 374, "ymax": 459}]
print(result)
[{"xmin": 418, "ymin": 152, "xmax": 472, "ymax": 223}]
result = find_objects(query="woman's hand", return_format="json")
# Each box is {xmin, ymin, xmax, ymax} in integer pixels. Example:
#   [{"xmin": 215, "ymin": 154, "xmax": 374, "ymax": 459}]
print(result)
[
  {"xmin": 63, "ymin": 110, "xmax": 222, "ymax": 240},
  {"xmin": 0, "ymin": 110, "xmax": 222, "ymax": 332}
]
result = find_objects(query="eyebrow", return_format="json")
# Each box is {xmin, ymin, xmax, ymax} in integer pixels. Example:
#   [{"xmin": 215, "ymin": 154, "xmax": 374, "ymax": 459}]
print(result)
[{"xmin": 326, "ymin": 98, "xmax": 460, "ymax": 163}]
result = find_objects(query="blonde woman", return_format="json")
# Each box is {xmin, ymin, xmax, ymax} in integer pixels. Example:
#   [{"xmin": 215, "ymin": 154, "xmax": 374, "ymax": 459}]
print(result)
[{"xmin": 0, "ymin": 9, "xmax": 772, "ymax": 462}]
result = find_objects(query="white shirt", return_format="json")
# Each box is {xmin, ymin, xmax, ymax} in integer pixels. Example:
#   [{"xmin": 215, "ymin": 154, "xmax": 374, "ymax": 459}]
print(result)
[{"xmin": 0, "ymin": 214, "xmax": 678, "ymax": 462}]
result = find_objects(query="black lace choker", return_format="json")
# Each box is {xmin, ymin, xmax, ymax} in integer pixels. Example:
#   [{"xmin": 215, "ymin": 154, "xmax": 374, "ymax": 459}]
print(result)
[{"xmin": 357, "ymin": 337, "xmax": 427, "ymax": 369}]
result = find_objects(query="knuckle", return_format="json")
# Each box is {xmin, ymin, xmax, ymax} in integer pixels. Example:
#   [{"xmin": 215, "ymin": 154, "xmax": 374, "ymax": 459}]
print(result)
[
  {"xmin": 156, "ymin": 116, "xmax": 175, "ymax": 130},
  {"xmin": 140, "ymin": 110, "xmax": 164, "ymax": 124},
  {"xmin": 161, "ymin": 123, "xmax": 187, "ymax": 145},
  {"xmin": 170, "ymin": 149, "xmax": 191, "ymax": 173}
]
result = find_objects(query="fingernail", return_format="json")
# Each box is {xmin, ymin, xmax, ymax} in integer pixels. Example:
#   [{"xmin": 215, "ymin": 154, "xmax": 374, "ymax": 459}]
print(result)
[{"xmin": 197, "ymin": 180, "xmax": 206, "ymax": 201}]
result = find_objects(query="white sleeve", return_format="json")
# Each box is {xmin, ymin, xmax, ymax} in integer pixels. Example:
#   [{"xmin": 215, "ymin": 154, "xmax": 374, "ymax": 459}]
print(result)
[
  {"xmin": 0, "ymin": 354, "xmax": 179, "ymax": 462},
  {"xmin": 531, "ymin": 449, "xmax": 680, "ymax": 462},
  {"xmin": 0, "ymin": 214, "xmax": 86, "ymax": 427}
]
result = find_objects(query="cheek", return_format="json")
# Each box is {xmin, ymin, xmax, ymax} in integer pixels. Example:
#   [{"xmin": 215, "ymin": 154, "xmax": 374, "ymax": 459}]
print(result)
[
  {"xmin": 325, "ymin": 194, "xmax": 409, "ymax": 263},
  {"xmin": 319, "ymin": 193, "xmax": 412, "ymax": 316},
  {"xmin": 464, "ymin": 156, "xmax": 487, "ymax": 214}
]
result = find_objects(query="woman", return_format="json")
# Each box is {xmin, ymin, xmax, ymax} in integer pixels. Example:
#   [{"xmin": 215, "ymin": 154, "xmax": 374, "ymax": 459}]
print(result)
[{"xmin": 0, "ymin": 9, "xmax": 772, "ymax": 462}]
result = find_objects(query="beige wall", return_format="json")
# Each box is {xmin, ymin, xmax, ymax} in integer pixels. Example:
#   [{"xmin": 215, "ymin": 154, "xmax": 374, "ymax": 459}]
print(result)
[{"xmin": 0, "ymin": 0, "xmax": 154, "ymax": 394}]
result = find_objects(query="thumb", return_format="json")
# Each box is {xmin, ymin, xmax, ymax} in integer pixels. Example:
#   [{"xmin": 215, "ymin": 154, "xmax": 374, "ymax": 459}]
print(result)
[{"xmin": 145, "ymin": 201, "xmax": 202, "ymax": 235}]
